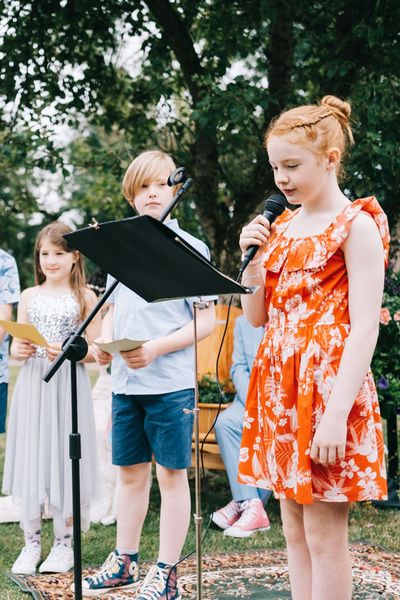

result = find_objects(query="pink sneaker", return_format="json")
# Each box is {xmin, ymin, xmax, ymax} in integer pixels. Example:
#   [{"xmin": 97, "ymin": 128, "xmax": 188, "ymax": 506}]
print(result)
[
  {"xmin": 224, "ymin": 498, "xmax": 270, "ymax": 538},
  {"xmin": 211, "ymin": 500, "xmax": 241, "ymax": 530}
]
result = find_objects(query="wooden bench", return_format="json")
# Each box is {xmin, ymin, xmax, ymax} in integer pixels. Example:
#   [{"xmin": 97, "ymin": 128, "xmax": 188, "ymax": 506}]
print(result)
[{"xmin": 191, "ymin": 403, "xmax": 230, "ymax": 470}]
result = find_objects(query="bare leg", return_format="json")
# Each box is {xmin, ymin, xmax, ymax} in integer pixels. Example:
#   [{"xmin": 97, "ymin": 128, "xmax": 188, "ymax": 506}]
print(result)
[
  {"xmin": 116, "ymin": 462, "xmax": 152, "ymax": 550},
  {"xmin": 304, "ymin": 501, "xmax": 351, "ymax": 600},
  {"xmin": 156, "ymin": 464, "xmax": 191, "ymax": 565},
  {"xmin": 280, "ymin": 499, "xmax": 312, "ymax": 600}
]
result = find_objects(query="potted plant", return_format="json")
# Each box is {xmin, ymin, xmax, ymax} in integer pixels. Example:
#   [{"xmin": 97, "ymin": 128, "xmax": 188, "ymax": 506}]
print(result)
[{"xmin": 192, "ymin": 375, "xmax": 235, "ymax": 470}]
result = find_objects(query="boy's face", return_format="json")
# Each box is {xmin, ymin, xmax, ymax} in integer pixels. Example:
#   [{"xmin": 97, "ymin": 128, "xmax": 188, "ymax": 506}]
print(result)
[{"xmin": 132, "ymin": 169, "xmax": 174, "ymax": 219}]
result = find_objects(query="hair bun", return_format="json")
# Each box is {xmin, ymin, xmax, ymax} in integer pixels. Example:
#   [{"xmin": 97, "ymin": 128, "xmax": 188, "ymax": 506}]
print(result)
[
  {"xmin": 321, "ymin": 95, "xmax": 351, "ymax": 121},
  {"xmin": 320, "ymin": 95, "xmax": 353, "ymax": 144}
]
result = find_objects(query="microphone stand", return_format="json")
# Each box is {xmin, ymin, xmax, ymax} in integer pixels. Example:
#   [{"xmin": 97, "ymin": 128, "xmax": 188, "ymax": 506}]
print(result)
[{"xmin": 42, "ymin": 178, "xmax": 192, "ymax": 600}]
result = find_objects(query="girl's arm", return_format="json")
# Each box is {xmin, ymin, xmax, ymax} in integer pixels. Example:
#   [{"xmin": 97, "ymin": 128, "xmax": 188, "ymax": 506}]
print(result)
[
  {"xmin": 239, "ymin": 214, "xmax": 270, "ymax": 327},
  {"xmin": 10, "ymin": 288, "xmax": 36, "ymax": 360},
  {"xmin": 310, "ymin": 212, "xmax": 385, "ymax": 467},
  {"xmin": 80, "ymin": 289, "xmax": 103, "ymax": 363},
  {"xmin": 121, "ymin": 302, "xmax": 216, "ymax": 369},
  {"xmin": 88, "ymin": 302, "xmax": 114, "ymax": 366}
]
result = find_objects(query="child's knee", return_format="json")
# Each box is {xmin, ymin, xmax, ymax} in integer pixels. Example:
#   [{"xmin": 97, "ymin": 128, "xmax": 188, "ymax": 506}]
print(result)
[
  {"xmin": 156, "ymin": 464, "xmax": 187, "ymax": 488},
  {"xmin": 119, "ymin": 463, "xmax": 151, "ymax": 487},
  {"xmin": 282, "ymin": 517, "xmax": 306, "ymax": 547}
]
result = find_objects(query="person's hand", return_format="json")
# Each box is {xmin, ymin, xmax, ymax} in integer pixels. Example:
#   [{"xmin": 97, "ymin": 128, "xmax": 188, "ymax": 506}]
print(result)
[
  {"xmin": 310, "ymin": 410, "xmax": 348, "ymax": 467},
  {"xmin": 46, "ymin": 342, "xmax": 62, "ymax": 362},
  {"xmin": 121, "ymin": 340, "xmax": 160, "ymax": 369},
  {"xmin": 12, "ymin": 338, "xmax": 36, "ymax": 360},
  {"xmin": 91, "ymin": 339, "xmax": 113, "ymax": 366},
  {"xmin": 239, "ymin": 214, "xmax": 271, "ymax": 258}
]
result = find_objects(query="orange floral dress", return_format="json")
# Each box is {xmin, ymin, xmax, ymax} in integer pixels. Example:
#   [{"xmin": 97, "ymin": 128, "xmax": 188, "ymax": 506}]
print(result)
[{"xmin": 238, "ymin": 197, "xmax": 389, "ymax": 504}]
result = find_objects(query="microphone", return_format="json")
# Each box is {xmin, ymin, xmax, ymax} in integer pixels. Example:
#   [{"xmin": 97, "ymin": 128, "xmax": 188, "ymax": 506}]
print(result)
[
  {"xmin": 239, "ymin": 193, "xmax": 287, "ymax": 275},
  {"xmin": 167, "ymin": 167, "xmax": 186, "ymax": 186}
]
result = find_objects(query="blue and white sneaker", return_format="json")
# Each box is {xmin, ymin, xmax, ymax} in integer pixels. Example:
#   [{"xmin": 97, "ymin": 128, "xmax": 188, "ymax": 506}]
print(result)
[{"xmin": 72, "ymin": 549, "xmax": 140, "ymax": 597}]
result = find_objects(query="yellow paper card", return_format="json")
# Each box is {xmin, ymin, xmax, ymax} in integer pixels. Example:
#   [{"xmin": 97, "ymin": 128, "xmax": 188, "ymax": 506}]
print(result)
[{"xmin": 0, "ymin": 320, "xmax": 48, "ymax": 347}]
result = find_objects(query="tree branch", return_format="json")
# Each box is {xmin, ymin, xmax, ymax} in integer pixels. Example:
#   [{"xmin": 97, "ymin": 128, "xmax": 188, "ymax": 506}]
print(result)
[{"xmin": 144, "ymin": 0, "xmax": 205, "ymax": 103}]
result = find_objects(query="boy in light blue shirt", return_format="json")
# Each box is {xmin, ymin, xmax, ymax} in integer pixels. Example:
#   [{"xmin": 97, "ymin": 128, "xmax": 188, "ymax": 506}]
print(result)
[
  {"xmin": 0, "ymin": 249, "xmax": 20, "ymax": 433},
  {"xmin": 81, "ymin": 150, "xmax": 216, "ymax": 599}
]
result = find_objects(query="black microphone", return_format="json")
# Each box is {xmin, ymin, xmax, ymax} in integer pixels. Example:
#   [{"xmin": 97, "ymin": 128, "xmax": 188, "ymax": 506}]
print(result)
[
  {"xmin": 167, "ymin": 167, "xmax": 186, "ymax": 186},
  {"xmin": 239, "ymin": 193, "xmax": 287, "ymax": 275}
]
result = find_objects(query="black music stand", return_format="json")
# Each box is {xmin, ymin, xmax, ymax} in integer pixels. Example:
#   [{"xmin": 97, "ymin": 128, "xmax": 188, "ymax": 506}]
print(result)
[{"xmin": 43, "ymin": 213, "xmax": 250, "ymax": 600}]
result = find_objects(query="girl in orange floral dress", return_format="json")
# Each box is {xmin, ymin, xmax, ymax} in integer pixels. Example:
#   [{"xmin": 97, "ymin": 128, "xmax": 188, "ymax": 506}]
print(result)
[{"xmin": 238, "ymin": 95, "xmax": 389, "ymax": 600}]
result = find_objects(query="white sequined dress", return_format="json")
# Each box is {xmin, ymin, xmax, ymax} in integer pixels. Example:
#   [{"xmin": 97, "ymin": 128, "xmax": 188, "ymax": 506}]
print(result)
[{"xmin": 2, "ymin": 293, "xmax": 99, "ymax": 528}]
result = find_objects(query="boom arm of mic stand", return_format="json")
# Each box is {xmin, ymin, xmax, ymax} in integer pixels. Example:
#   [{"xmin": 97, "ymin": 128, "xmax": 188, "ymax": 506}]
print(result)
[{"xmin": 159, "ymin": 178, "xmax": 192, "ymax": 222}]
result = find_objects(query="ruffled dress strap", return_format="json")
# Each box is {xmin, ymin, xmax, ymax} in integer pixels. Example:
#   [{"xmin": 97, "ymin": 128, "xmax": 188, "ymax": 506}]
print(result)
[{"xmin": 264, "ymin": 196, "xmax": 390, "ymax": 273}]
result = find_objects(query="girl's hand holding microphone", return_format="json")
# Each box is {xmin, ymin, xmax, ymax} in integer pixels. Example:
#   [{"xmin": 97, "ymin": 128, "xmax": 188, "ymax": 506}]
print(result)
[{"xmin": 239, "ymin": 214, "xmax": 271, "ymax": 260}]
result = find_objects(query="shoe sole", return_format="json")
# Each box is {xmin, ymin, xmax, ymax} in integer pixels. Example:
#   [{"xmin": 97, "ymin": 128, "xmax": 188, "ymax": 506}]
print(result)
[
  {"xmin": 11, "ymin": 568, "xmax": 37, "ymax": 575},
  {"xmin": 39, "ymin": 564, "xmax": 74, "ymax": 574},
  {"xmin": 72, "ymin": 581, "xmax": 140, "ymax": 597},
  {"xmin": 224, "ymin": 525, "xmax": 271, "ymax": 538}
]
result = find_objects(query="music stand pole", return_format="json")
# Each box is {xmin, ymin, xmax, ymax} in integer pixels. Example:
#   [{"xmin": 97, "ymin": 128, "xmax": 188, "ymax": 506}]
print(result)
[{"xmin": 192, "ymin": 300, "xmax": 208, "ymax": 600}]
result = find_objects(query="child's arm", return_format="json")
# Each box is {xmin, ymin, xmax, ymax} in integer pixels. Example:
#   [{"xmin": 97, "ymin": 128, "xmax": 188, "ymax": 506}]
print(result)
[
  {"xmin": 0, "ymin": 303, "xmax": 12, "ymax": 344},
  {"xmin": 310, "ymin": 212, "xmax": 385, "ymax": 467},
  {"xmin": 80, "ymin": 289, "xmax": 103, "ymax": 363},
  {"xmin": 120, "ymin": 302, "xmax": 216, "ymax": 369},
  {"xmin": 10, "ymin": 289, "xmax": 37, "ymax": 361},
  {"xmin": 230, "ymin": 318, "xmax": 253, "ymax": 406},
  {"xmin": 89, "ymin": 302, "xmax": 114, "ymax": 366},
  {"xmin": 239, "ymin": 214, "xmax": 270, "ymax": 327}
]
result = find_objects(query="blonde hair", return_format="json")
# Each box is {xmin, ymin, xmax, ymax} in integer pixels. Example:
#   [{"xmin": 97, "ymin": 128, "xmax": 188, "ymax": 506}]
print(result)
[
  {"xmin": 265, "ymin": 95, "xmax": 354, "ymax": 179},
  {"xmin": 122, "ymin": 150, "xmax": 177, "ymax": 206},
  {"xmin": 34, "ymin": 221, "xmax": 89, "ymax": 320}
]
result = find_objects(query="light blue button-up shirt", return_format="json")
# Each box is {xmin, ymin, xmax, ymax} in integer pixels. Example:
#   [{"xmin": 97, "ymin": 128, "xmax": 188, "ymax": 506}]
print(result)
[
  {"xmin": 0, "ymin": 250, "xmax": 20, "ymax": 384},
  {"xmin": 107, "ymin": 219, "xmax": 217, "ymax": 395}
]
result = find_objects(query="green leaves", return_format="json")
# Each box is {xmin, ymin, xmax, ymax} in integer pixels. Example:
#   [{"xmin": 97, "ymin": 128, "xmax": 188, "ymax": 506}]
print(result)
[{"xmin": 0, "ymin": 0, "xmax": 399, "ymax": 279}]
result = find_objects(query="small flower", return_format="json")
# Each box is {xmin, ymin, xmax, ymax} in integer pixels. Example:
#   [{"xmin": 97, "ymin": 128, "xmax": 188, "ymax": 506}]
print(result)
[
  {"xmin": 379, "ymin": 307, "xmax": 391, "ymax": 325},
  {"xmin": 394, "ymin": 310, "xmax": 400, "ymax": 321},
  {"xmin": 377, "ymin": 376, "xmax": 389, "ymax": 390}
]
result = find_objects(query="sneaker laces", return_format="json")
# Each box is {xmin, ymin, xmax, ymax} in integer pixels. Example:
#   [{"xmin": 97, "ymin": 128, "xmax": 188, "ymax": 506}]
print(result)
[
  {"xmin": 89, "ymin": 551, "xmax": 122, "ymax": 585},
  {"xmin": 47, "ymin": 542, "xmax": 72, "ymax": 561},
  {"xmin": 17, "ymin": 543, "xmax": 41, "ymax": 561},
  {"xmin": 236, "ymin": 500, "xmax": 260, "ymax": 526},
  {"xmin": 221, "ymin": 500, "xmax": 240, "ymax": 520},
  {"xmin": 138, "ymin": 565, "xmax": 169, "ymax": 599}
]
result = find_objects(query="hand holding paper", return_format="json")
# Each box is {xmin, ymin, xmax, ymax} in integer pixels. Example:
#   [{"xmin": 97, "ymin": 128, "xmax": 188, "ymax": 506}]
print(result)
[
  {"xmin": 0, "ymin": 320, "xmax": 47, "ymax": 347},
  {"xmin": 94, "ymin": 338, "xmax": 148, "ymax": 354}
]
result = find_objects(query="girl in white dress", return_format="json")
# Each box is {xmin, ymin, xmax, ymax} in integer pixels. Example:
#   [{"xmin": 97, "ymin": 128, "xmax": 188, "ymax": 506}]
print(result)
[{"xmin": 2, "ymin": 222, "xmax": 101, "ymax": 575}]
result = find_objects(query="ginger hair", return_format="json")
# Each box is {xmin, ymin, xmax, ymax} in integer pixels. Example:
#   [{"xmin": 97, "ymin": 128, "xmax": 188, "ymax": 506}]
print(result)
[
  {"xmin": 122, "ymin": 150, "xmax": 178, "ymax": 207},
  {"xmin": 265, "ymin": 95, "xmax": 354, "ymax": 179}
]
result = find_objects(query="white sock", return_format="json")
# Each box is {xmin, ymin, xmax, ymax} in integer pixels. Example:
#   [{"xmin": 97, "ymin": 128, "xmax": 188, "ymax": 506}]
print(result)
[
  {"xmin": 53, "ymin": 510, "xmax": 73, "ymax": 547},
  {"xmin": 23, "ymin": 518, "xmax": 41, "ymax": 547}
]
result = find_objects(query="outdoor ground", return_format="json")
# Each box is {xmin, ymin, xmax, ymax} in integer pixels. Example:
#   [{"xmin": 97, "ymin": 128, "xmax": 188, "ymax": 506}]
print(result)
[{"xmin": 0, "ymin": 366, "xmax": 399, "ymax": 599}]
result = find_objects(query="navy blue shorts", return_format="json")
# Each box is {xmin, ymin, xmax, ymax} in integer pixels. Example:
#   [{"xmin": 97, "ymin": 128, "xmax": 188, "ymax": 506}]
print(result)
[
  {"xmin": 0, "ymin": 383, "xmax": 8, "ymax": 434},
  {"xmin": 112, "ymin": 388, "xmax": 195, "ymax": 469}
]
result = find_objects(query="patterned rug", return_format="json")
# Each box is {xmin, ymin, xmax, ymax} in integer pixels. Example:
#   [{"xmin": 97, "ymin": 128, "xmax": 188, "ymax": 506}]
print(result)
[{"xmin": 9, "ymin": 544, "xmax": 400, "ymax": 599}]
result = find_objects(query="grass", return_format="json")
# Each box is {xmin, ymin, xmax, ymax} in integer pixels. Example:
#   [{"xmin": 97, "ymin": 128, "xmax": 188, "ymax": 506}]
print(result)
[{"xmin": 0, "ymin": 366, "xmax": 399, "ymax": 598}]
